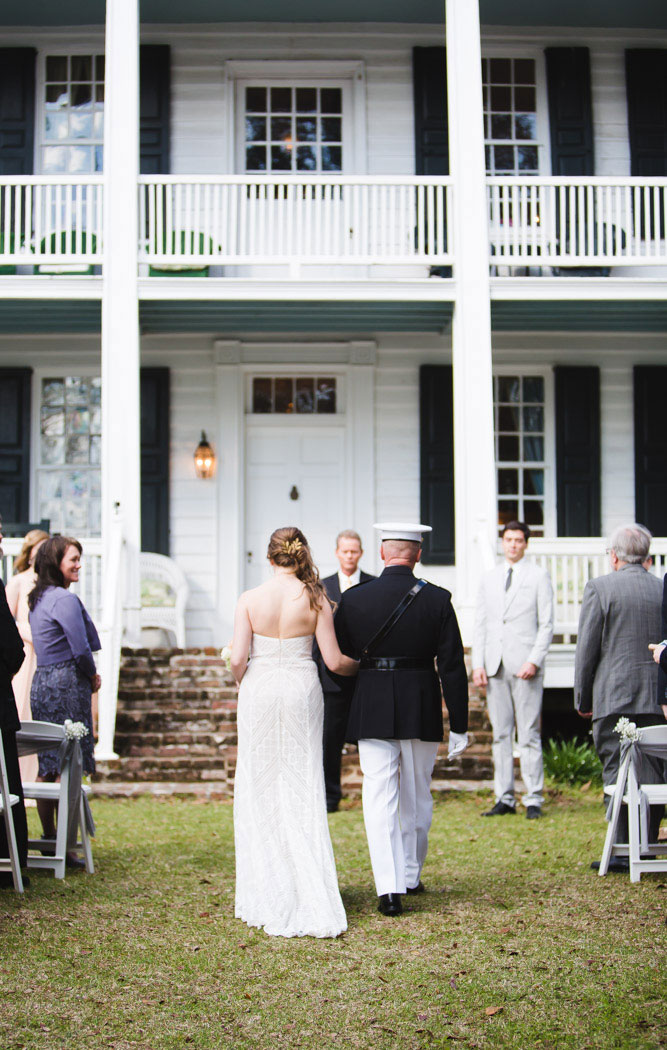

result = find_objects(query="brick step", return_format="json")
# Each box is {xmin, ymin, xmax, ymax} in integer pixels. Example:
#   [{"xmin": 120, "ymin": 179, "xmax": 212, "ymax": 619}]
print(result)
[
  {"xmin": 116, "ymin": 708, "xmax": 237, "ymax": 725},
  {"xmin": 118, "ymin": 690, "xmax": 237, "ymax": 705},
  {"xmin": 115, "ymin": 737, "xmax": 237, "ymax": 755},
  {"xmin": 114, "ymin": 729, "xmax": 236, "ymax": 748}
]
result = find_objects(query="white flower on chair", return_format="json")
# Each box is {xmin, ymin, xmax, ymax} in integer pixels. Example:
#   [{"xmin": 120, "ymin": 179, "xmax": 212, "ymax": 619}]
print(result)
[
  {"xmin": 614, "ymin": 717, "xmax": 640, "ymax": 743},
  {"xmin": 63, "ymin": 719, "xmax": 89, "ymax": 741}
]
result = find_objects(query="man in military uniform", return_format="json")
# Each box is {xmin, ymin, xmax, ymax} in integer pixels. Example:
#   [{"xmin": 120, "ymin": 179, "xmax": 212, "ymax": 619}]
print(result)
[{"xmin": 334, "ymin": 523, "xmax": 469, "ymax": 917}]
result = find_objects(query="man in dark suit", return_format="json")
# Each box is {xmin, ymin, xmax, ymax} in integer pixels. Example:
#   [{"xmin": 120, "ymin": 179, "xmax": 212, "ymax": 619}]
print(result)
[
  {"xmin": 0, "ymin": 520, "xmax": 28, "ymax": 885},
  {"xmin": 317, "ymin": 529, "xmax": 374, "ymax": 812},
  {"xmin": 334, "ymin": 522, "xmax": 469, "ymax": 916}
]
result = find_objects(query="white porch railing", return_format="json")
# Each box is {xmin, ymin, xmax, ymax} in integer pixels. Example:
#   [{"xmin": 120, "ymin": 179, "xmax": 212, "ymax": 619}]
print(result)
[
  {"xmin": 0, "ymin": 177, "xmax": 104, "ymax": 267},
  {"xmin": 529, "ymin": 537, "xmax": 667, "ymax": 637},
  {"xmin": 487, "ymin": 177, "xmax": 667, "ymax": 268},
  {"xmin": 1, "ymin": 537, "xmax": 102, "ymax": 620},
  {"xmin": 138, "ymin": 175, "xmax": 453, "ymax": 270}
]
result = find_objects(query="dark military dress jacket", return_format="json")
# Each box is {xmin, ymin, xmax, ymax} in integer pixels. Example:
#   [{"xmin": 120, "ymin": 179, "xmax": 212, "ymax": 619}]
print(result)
[
  {"xmin": 0, "ymin": 580, "xmax": 24, "ymax": 732},
  {"xmin": 315, "ymin": 570, "xmax": 375, "ymax": 694},
  {"xmin": 334, "ymin": 565, "xmax": 468, "ymax": 742}
]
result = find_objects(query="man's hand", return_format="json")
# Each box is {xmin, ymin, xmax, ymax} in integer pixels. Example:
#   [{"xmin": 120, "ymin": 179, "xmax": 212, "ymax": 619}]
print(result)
[
  {"xmin": 472, "ymin": 667, "xmax": 488, "ymax": 688},
  {"xmin": 577, "ymin": 709, "xmax": 593, "ymax": 720},
  {"xmin": 649, "ymin": 642, "xmax": 666, "ymax": 665},
  {"xmin": 447, "ymin": 730, "xmax": 469, "ymax": 759},
  {"xmin": 516, "ymin": 662, "xmax": 538, "ymax": 680},
  {"xmin": 662, "ymin": 704, "xmax": 667, "ymax": 721}
]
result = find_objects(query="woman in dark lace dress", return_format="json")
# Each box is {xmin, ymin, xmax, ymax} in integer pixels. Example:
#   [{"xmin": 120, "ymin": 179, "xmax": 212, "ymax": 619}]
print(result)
[{"xmin": 28, "ymin": 536, "xmax": 101, "ymax": 868}]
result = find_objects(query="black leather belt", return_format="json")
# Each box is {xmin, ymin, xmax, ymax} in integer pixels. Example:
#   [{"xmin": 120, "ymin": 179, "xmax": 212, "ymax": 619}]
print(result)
[{"xmin": 359, "ymin": 657, "xmax": 434, "ymax": 671}]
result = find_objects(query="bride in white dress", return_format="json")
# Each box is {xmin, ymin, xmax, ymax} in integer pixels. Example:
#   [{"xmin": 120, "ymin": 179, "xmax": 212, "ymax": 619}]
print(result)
[{"xmin": 231, "ymin": 526, "xmax": 358, "ymax": 939}]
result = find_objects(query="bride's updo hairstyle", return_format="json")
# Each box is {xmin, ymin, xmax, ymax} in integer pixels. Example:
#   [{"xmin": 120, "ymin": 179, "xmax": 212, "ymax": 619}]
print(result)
[{"xmin": 267, "ymin": 526, "xmax": 329, "ymax": 611}]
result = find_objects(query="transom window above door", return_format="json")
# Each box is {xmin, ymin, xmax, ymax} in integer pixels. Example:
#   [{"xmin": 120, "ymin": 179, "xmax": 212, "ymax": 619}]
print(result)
[
  {"xmin": 483, "ymin": 57, "xmax": 539, "ymax": 175},
  {"xmin": 244, "ymin": 86, "xmax": 343, "ymax": 173},
  {"xmin": 251, "ymin": 376, "xmax": 337, "ymax": 414},
  {"xmin": 494, "ymin": 374, "xmax": 546, "ymax": 536},
  {"xmin": 41, "ymin": 54, "xmax": 105, "ymax": 174}
]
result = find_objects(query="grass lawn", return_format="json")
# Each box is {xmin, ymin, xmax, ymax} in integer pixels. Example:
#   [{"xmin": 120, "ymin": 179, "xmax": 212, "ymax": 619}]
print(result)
[{"xmin": 1, "ymin": 791, "xmax": 666, "ymax": 1050}]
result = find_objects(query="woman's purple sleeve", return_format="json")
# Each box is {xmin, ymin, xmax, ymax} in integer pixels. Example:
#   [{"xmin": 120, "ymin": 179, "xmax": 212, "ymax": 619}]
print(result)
[{"xmin": 52, "ymin": 593, "xmax": 98, "ymax": 679}]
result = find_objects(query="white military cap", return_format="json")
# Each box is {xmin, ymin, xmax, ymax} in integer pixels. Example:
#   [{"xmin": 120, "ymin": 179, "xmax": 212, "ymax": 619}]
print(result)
[{"xmin": 374, "ymin": 521, "xmax": 433, "ymax": 542}]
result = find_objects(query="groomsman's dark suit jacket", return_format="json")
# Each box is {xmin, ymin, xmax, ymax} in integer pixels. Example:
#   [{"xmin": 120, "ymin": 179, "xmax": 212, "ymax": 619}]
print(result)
[
  {"xmin": 334, "ymin": 565, "xmax": 469, "ymax": 743},
  {"xmin": 316, "ymin": 569, "xmax": 374, "ymax": 809},
  {"xmin": 0, "ymin": 579, "xmax": 27, "ymax": 868},
  {"xmin": 659, "ymin": 575, "xmax": 667, "ymax": 707}
]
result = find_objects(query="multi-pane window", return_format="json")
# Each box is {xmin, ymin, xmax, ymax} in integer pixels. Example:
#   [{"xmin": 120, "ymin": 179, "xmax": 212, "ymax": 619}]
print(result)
[
  {"xmin": 244, "ymin": 86, "xmax": 343, "ymax": 173},
  {"xmin": 494, "ymin": 375, "xmax": 545, "ymax": 535},
  {"xmin": 42, "ymin": 54, "xmax": 105, "ymax": 174},
  {"xmin": 251, "ymin": 376, "xmax": 337, "ymax": 414},
  {"xmin": 38, "ymin": 376, "xmax": 101, "ymax": 536},
  {"xmin": 483, "ymin": 58, "xmax": 539, "ymax": 175}
]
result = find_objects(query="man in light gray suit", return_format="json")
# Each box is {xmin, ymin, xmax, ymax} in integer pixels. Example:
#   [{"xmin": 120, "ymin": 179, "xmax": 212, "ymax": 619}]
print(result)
[
  {"xmin": 473, "ymin": 521, "xmax": 554, "ymax": 819},
  {"xmin": 575, "ymin": 523, "xmax": 666, "ymax": 864}
]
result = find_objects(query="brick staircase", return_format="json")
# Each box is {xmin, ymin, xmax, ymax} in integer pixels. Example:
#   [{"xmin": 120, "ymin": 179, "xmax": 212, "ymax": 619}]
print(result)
[{"xmin": 94, "ymin": 648, "xmax": 493, "ymax": 798}]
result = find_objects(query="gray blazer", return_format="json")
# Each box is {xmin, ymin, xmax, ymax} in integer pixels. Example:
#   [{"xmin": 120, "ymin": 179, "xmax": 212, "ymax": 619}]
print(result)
[
  {"xmin": 472, "ymin": 559, "xmax": 554, "ymax": 677},
  {"xmin": 574, "ymin": 564, "xmax": 662, "ymax": 718}
]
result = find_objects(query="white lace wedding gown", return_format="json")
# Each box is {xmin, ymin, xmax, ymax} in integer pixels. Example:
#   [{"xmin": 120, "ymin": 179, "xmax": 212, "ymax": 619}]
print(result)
[{"xmin": 234, "ymin": 633, "xmax": 347, "ymax": 938}]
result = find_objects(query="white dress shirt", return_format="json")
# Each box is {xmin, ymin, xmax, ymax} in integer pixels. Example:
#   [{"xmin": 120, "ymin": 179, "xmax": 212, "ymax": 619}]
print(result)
[{"xmin": 338, "ymin": 569, "xmax": 361, "ymax": 593}]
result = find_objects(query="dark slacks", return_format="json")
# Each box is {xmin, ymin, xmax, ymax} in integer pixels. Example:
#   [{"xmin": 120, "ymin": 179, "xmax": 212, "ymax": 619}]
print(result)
[
  {"xmin": 593, "ymin": 711, "xmax": 667, "ymax": 843},
  {"xmin": 323, "ymin": 689, "xmax": 352, "ymax": 810},
  {"xmin": 0, "ymin": 727, "xmax": 28, "ymax": 869}
]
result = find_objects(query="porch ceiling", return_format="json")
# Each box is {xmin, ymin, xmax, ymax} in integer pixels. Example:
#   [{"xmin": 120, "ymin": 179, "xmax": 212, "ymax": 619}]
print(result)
[
  {"xmin": 0, "ymin": 300, "xmax": 101, "ymax": 334},
  {"xmin": 3, "ymin": 0, "xmax": 666, "ymax": 27},
  {"xmin": 490, "ymin": 300, "xmax": 667, "ymax": 332}
]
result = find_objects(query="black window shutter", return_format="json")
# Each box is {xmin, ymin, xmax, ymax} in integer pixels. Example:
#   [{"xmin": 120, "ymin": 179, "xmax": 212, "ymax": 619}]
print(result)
[
  {"xmin": 420, "ymin": 365, "xmax": 454, "ymax": 564},
  {"xmin": 140, "ymin": 45, "xmax": 171, "ymax": 174},
  {"xmin": 626, "ymin": 49, "xmax": 667, "ymax": 177},
  {"xmin": 0, "ymin": 48, "xmax": 36, "ymax": 175},
  {"xmin": 545, "ymin": 48, "xmax": 594, "ymax": 176},
  {"xmin": 413, "ymin": 47, "xmax": 449, "ymax": 176},
  {"xmin": 555, "ymin": 367, "xmax": 600, "ymax": 536},
  {"xmin": 634, "ymin": 366, "xmax": 667, "ymax": 534},
  {"xmin": 140, "ymin": 368, "xmax": 170, "ymax": 555},
  {"xmin": 0, "ymin": 368, "xmax": 32, "ymax": 523}
]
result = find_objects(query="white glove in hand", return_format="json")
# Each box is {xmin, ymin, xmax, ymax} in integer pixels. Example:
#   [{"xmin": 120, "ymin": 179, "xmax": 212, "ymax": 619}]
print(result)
[{"xmin": 447, "ymin": 730, "xmax": 469, "ymax": 759}]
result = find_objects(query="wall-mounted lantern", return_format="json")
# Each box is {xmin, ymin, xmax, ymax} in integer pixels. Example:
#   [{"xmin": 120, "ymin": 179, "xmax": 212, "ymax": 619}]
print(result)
[{"xmin": 194, "ymin": 431, "xmax": 216, "ymax": 478}]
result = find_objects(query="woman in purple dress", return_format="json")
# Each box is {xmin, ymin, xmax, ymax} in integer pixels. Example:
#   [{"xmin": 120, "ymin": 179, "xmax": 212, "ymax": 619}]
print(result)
[{"xmin": 28, "ymin": 536, "xmax": 101, "ymax": 867}]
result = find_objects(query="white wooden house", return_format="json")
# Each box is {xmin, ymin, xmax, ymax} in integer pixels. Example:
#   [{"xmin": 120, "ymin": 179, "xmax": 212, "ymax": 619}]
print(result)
[{"xmin": 0, "ymin": 0, "xmax": 666, "ymax": 757}]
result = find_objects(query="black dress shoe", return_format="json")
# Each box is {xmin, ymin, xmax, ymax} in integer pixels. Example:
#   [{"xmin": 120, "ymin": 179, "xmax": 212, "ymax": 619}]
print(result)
[
  {"xmin": 406, "ymin": 881, "xmax": 425, "ymax": 894},
  {"xmin": 482, "ymin": 801, "xmax": 516, "ymax": 817},
  {"xmin": 0, "ymin": 873, "xmax": 29, "ymax": 888},
  {"xmin": 66, "ymin": 854, "xmax": 86, "ymax": 870},
  {"xmin": 326, "ymin": 802, "xmax": 339, "ymax": 813},
  {"xmin": 377, "ymin": 893, "xmax": 403, "ymax": 916},
  {"xmin": 591, "ymin": 858, "xmax": 629, "ymax": 872},
  {"xmin": 526, "ymin": 806, "xmax": 541, "ymax": 820}
]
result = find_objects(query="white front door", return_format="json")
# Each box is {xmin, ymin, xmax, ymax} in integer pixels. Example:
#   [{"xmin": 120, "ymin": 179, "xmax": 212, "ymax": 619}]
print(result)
[{"xmin": 245, "ymin": 422, "xmax": 348, "ymax": 589}]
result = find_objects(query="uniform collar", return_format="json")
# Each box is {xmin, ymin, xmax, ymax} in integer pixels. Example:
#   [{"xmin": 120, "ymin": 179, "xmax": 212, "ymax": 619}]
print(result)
[{"xmin": 381, "ymin": 565, "xmax": 416, "ymax": 576}]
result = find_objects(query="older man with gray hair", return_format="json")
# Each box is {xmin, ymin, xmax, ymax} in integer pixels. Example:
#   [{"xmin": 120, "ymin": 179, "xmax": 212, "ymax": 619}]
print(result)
[{"xmin": 574, "ymin": 523, "xmax": 666, "ymax": 868}]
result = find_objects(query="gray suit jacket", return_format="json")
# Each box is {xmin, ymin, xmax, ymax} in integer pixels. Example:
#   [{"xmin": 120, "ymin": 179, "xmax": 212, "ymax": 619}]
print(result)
[
  {"xmin": 574, "ymin": 564, "xmax": 662, "ymax": 718},
  {"xmin": 472, "ymin": 559, "xmax": 554, "ymax": 677}
]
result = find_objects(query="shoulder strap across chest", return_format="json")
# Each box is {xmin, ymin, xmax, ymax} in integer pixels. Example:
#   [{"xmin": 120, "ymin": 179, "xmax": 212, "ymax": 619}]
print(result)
[{"xmin": 361, "ymin": 579, "xmax": 428, "ymax": 658}]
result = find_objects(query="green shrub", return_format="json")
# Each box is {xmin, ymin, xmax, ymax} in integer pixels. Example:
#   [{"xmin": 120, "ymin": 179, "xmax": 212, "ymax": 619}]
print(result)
[{"xmin": 543, "ymin": 736, "xmax": 603, "ymax": 786}]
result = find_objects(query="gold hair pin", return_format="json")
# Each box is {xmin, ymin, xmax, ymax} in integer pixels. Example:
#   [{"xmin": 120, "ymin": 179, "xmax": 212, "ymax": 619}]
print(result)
[{"xmin": 281, "ymin": 539, "xmax": 303, "ymax": 555}]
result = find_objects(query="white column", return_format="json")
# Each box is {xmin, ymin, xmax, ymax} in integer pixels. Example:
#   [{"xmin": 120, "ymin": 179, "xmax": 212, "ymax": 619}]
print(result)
[
  {"xmin": 101, "ymin": 0, "xmax": 141, "ymax": 644},
  {"xmin": 215, "ymin": 341, "xmax": 244, "ymax": 643},
  {"xmin": 446, "ymin": 0, "xmax": 497, "ymax": 640}
]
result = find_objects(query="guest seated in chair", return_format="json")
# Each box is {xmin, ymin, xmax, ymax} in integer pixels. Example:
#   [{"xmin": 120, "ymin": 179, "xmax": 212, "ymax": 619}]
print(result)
[{"xmin": 28, "ymin": 536, "xmax": 101, "ymax": 869}]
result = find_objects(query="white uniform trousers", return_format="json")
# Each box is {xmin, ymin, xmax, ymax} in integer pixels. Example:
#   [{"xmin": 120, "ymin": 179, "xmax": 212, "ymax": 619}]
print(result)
[
  {"xmin": 358, "ymin": 738, "xmax": 440, "ymax": 896},
  {"xmin": 486, "ymin": 662, "xmax": 544, "ymax": 809}
]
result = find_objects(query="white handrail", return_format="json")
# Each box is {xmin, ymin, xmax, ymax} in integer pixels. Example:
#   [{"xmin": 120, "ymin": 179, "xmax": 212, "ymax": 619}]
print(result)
[
  {"xmin": 487, "ymin": 176, "xmax": 667, "ymax": 267},
  {"xmin": 1, "ymin": 537, "xmax": 102, "ymax": 621},
  {"xmin": 138, "ymin": 175, "xmax": 453, "ymax": 267},
  {"xmin": 95, "ymin": 516, "xmax": 125, "ymax": 761},
  {"xmin": 0, "ymin": 177, "xmax": 104, "ymax": 265}
]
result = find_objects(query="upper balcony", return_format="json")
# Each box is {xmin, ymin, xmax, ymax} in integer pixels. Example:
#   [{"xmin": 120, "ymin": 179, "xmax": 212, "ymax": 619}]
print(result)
[{"xmin": 1, "ymin": 174, "xmax": 666, "ymax": 300}]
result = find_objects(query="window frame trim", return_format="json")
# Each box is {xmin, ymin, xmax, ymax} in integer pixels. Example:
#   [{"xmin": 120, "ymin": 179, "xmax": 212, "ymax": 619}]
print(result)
[
  {"xmin": 224, "ymin": 59, "xmax": 367, "ymax": 176},
  {"xmin": 493, "ymin": 364, "xmax": 556, "ymax": 537},
  {"xmin": 481, "ymin": 46, "xmax": 552, "ymax": 177},
  {"xmin": 35, "ymin": 45, "xmax": 105, "ymax": 176}
]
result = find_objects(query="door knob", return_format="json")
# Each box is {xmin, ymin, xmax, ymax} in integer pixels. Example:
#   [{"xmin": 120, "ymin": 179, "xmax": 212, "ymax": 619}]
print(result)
[
  {"xmin": 246, "ymin": 551, "xmax": 253, "ymax": 563},
  {"xmin": 289, "ymin": 485, "xmax": 299, "ymax": 501}
]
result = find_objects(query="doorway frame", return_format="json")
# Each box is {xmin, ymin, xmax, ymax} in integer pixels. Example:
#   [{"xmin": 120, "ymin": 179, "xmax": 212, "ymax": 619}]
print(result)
[{"xmin": 214, "ymin": 339, "xmax": 376, "ymax": 640}]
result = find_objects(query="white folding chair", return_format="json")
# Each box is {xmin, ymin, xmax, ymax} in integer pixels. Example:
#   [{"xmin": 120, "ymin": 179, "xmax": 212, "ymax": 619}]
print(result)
[
  {"xmin": 19, "ymin": 721, "xmax": 94, "ymax": 880},
  {"xmin": 599, "ymin": 724, "xmax": 667, "ymax": 882},
  {"xmin": 0, "ymin": 734, "xmax": 24, "ymax": 893}
]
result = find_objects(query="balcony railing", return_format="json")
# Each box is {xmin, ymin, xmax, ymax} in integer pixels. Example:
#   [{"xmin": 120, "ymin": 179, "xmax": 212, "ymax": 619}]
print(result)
[
  {"xmin": 0, "ymin": 177, "xmax": 104, "ymax": 269},
  {"xmin": 488, "ymin": 177, "xmax": 667, "ymax": 269},
  {"xmin": 138, "ymin": 175, "xmax": 453, "ymax": 272}
]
